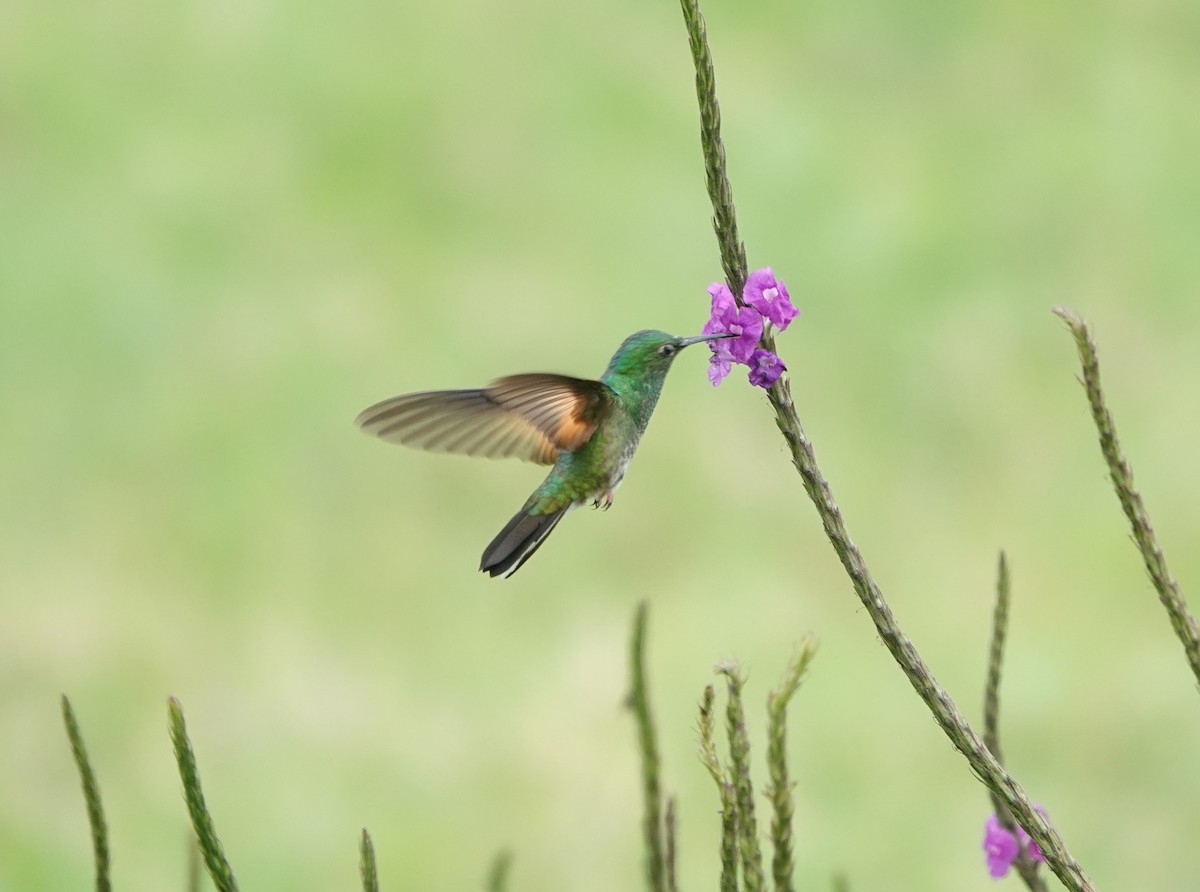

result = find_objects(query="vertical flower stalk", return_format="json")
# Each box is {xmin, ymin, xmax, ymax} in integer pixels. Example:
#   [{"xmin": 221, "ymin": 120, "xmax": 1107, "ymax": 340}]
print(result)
[
  {"xmin": 61, "ymin": 696, "xmax": 112, "ymax": 892},
  {"xmin": 982, "ymin": 554, "xmax": 1047, "ymax": 891},
  {"xmin": 698, "ymin": 685, "xmax": 740, "ymax": 892},
  {"xmin": 679, "ymin": 0, "xmax": 747, "ymax": 300},
  {"xmin": 1054, "ymin": 306, "xmax": 1200, "ymax": 686},
  {"xmin": 628, "ymin": 602, "xmax": 668, "ymax": 892},
  {"xmin": 716, "ymin": 663, "xmax": 767, "ymax": 892},
  {"xmin": 982, "ymin": 553, "xmax": 1011, "ymax": 774},
  {"xmin": 676, "ymin": 2, "xmax": 1094, "ymax": 890},
  {"xmin": 766, "ymin": 639, "xmax": 817, "ymax": 892}
]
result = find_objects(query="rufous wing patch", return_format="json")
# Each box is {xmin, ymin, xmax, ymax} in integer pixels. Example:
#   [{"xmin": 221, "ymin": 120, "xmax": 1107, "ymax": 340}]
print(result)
[
  {"xmin": 485, "ymin": 374, "xmax": 612, "ymax": 452},
  {"xmin": 357, "ymin": 374, "xmax": 613, "ymax": 465}
]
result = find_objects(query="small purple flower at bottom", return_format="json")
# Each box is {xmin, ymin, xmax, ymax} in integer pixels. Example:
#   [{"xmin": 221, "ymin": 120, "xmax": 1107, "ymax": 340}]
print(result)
[
  {"xmin": 744, "ymin": 267, "xmax": 799, "ymax": 331},
  {"xmin": 983, "ymin": 816, "xmax": 1020, "ymax": 878},
  {"xmin": 747, "ymin": 349, "xmax": 786, "ymax": 388},
  {"xmin": 983, "ymin": 811, "xmax": 1048, "ymax": 879}
]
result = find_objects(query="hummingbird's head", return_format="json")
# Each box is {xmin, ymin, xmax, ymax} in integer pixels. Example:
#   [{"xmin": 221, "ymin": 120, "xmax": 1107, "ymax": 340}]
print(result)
[{"xmin": 603, "ymin": 329, "xmax": 735, "ymax": 379}]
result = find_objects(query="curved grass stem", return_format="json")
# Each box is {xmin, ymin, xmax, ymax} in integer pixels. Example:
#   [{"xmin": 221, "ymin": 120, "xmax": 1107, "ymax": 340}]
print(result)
[
  {"xmin": 61, "ymin": 696, "xmax": 111, "ymax": 892},
  {"xmin": 168, "ymin": 698, "xmax": 239, "ymax": 892},
  {"xmin": 1054, "ymin": 306, "xmax": 1200, "ymax": 686}
]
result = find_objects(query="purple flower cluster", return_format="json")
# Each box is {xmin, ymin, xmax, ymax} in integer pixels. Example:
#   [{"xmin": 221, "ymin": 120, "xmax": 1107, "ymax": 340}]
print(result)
[
  {"xmin": 702, "ymin": 267, "xmax": 798, "ymax": 389},
  {"xmin": 983, "ymin": 811, "xmax": 1047, "ymax": 879}
]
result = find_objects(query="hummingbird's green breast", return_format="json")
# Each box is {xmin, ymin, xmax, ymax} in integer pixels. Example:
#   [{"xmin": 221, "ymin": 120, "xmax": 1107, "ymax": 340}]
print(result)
[
  {"xmin": 523, "ymin": 329, "xmax": 681, "ymax": 516},
  {"xmin": 524, "ymin": 394, "xmax": 642, "ymax": 514}
]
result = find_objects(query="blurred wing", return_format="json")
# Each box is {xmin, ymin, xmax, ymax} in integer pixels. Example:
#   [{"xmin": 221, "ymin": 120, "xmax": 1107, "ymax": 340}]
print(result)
[{"xmin": 356, "ymin": 373, "xmax": 614, "ymax": 465}]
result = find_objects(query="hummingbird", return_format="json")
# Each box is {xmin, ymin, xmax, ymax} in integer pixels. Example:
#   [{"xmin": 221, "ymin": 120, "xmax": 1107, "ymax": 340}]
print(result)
[{"xmin": 356, "ymin": 329, "xmax": 733, "ymax": 578}]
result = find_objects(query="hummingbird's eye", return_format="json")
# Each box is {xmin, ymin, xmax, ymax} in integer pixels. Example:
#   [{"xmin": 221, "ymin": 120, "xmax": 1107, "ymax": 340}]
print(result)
[{"xmin": 658, "ymin": 343, "xmax": 677, "ymax": 357}]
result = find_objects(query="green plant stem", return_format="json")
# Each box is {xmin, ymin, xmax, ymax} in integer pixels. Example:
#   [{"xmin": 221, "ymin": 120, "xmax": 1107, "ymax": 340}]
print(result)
[
  {"xmin": 698, "ymin": 685, "xmax": 739, "ymax": 892},
  {"xmin": 665, "ymin": 797, "xmax": 679, "ymax": 892},
  {"xmin": 360, "ymin": 829, "xmax": 380, "ymax": 892},
  {"xmin": 168, "ymin": 698, "xmax": 239, "ymax": 892},
  {"xmin": 675, "ymin": 1, "xmax": 1094, "ymax": 888},
  {"xmin": 716, "ymin": 663, "xmax": 766, "ymax": 892},
  {"xmin": 482, "ymin": 849, "xmax": 511, "ymax": 892},
  {"xmin": 982, "ymin": 552, "xmax": 1009, "ymax": 773},
  {"xmin": 679, "ymin": 0, "xmax": 747, "ymax": 300},
  {"xmin": 766, "ymin": 639, "xmax": 817, "ymax": 892},
  {"xmin": 983, "ymin": 554, "xmax": 1046, "ymax": 892},
  {"xmin": 486, "ymin": 849, "xmax": 513, "ymax": 892},
  {"xmin": 1054, "ymin": 306, "xmax": 1200, "ymax": 686},
  {"xmin": 61, "ymin": 696, "xmax": 111, "ymax": 892},
  {"xmin": 629, "ymin": 602, "xmax": 667, "ymax": 892}
]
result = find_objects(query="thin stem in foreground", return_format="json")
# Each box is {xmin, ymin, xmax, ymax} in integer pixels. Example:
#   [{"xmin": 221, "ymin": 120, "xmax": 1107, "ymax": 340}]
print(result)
[
  {"xmin": 983, "ymin": 554, "xmax": 1047, "ymax": 892},
  {"xmin": 766, "ymin": 639, "xmax": 817, "ymax": 892},
  {"xmin": 675, "ymin": 3, "xmax": 1094, "ymax": 889},
  {"xmin": 665, "ymin": 797, "xmax": 679, "ymax": 892},
  {"xmin": 360, "ymin": 829, "xmax": 379, "ymax": 892},
  {"xmin": 982, "ymin": 552, "xmax": 1010, "ymax": 773},
  {"xmin": 168, "ymin": 698, "xmax": 239, "ymax": 892},
  {"xmin": 486, "ymin": 849, "xmax": 513, "ymax": 892},
  {"xmin": 716, "ymin": 663, "xmax": 766, "ymax": 892},
  {"xmin": 61, "ymin": 696, "xmax": 111, "ymax": 892},
  {"xmin": 1054, "ymin": 306, "xmax": 1200, "ymax": 687},
  {"xmin": 698, "ymin": 685, "xmax": 739, "ymax": 892},
  {"xmin": 628, "ymin": 602, "xmax": 667, "ymax": 892}
]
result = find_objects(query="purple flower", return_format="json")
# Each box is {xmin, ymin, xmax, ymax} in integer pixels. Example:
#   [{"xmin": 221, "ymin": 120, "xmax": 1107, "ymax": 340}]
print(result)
[
  {"xmin": 983, "ymin": 816, "xmax": 1020, "ymax": 878},
  {"xmin": 703, "ymin": 282, "xmax": 762, "ymax": 364},
  {"xmin": 707, "ymin": 348, "xmax": 733, "ymax": 386},
  {"xmin": 707, "ymin": 282, "xmax": 736, "ymax": 316},
  {"xmin": 747, "ymin": 349, "xmax": 786, "ymax": 388},
  {"xmin": 983, "ymin": 809, "xmax": 1048, "ymax": 878},
  {"xmin": 744, "ymin": 267, "xmax": 799, "ymax": 331}
]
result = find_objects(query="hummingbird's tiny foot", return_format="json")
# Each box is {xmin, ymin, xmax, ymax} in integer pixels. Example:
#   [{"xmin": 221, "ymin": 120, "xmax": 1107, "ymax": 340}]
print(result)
[{"xmin": 601, "ymin": 490, "xmax": 614, "ymax": 510}]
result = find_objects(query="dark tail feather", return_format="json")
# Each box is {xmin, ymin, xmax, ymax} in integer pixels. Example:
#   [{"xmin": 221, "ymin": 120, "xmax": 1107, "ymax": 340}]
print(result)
[{"xmin": 480, "ymin": 507, "xmax": 568, "ymax": 578}]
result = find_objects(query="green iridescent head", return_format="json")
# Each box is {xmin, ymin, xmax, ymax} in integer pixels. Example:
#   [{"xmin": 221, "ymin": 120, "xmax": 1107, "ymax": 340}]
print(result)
[{"xmin": 601, "ymin": 329, "xmax": 731, "ymax": 379}]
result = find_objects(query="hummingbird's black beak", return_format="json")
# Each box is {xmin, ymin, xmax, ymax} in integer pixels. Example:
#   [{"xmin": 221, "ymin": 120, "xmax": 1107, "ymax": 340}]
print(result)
[{"xmin": 676, "ymin": 332, "xmax": 736, "ymax": 348}]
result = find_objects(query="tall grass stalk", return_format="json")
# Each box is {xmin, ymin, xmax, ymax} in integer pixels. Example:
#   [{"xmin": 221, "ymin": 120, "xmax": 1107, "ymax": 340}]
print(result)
[
  {"xmin": 766, "ymin": 639, "xmax": 817, "ymax": 892},
  {"xmin": 1054, "ymin": 306, "xmax": 1200, "ymax": 684},
  {"xmin": 61, "ymin": 696, "xmax": 111, "ymax": 892},
  {"xmin": 168, "ymin": 698, "xmax": 239, "ymax": 892},
  {"xmin": 629, "ymin": 601, "xmax": 669, "ymax": 892}
]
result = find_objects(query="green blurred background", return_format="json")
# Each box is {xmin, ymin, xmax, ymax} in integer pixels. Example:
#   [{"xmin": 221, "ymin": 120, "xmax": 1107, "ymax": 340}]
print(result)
[{"xmin": 3, "ymin": 0, "xmax": 1200, "ymax": 888}]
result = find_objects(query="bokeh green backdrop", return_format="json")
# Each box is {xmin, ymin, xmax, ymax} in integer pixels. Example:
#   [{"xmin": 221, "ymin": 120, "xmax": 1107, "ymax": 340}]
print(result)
[{"xmin": 3, "ymin": 0, "xmax": 1200, "ymax": 888}]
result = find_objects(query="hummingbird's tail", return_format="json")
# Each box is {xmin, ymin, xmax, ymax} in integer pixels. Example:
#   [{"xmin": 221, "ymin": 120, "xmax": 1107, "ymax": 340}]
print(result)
[{"xmin": 480, "ymin": 506, "xmax": 570, "ymax": 578}]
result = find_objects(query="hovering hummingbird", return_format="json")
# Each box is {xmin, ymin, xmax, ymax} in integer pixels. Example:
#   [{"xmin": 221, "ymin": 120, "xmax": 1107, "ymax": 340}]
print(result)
[{"xmin": 356, "ymin": 329, "xmax": 733, "ymax": 578}]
